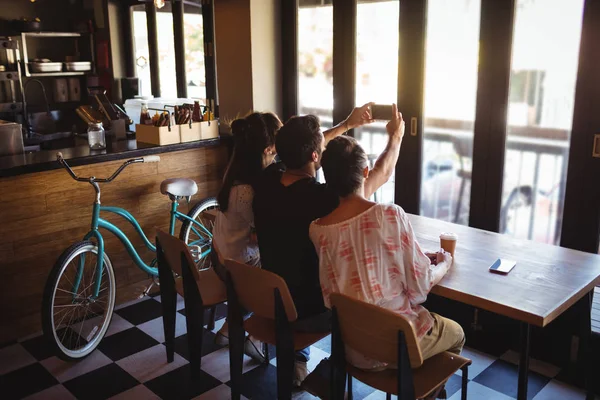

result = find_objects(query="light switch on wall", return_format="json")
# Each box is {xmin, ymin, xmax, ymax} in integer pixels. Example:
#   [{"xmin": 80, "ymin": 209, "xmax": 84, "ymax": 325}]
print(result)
[{"xmin": 594, "ymin": 134, "xmax": 600, "ymax": 158}]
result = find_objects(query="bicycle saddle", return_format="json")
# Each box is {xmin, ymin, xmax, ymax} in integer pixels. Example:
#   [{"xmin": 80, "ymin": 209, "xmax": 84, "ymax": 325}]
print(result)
[{"xmin": 160, "ymin": 178, "xmax": 198, "ymax": 197}]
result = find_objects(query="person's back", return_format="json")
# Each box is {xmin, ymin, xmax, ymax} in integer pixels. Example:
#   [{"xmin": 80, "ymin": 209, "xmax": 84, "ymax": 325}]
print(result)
[
  {"xmin": 254, "ymin": 162, "xmax": 337, "ymax": 318},
  {"xmin": 214, "ymin": 184, "xmax": 259, "ymax": 265},
  {"xmin": 309, "ymin": 134, "xmax": 464, "ymax": 371}
]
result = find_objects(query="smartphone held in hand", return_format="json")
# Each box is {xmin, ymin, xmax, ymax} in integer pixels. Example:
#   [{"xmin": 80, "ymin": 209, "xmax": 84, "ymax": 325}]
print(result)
[{"xmin": 371, "ymin": 104, "xmax": 394, "ymax": 120}]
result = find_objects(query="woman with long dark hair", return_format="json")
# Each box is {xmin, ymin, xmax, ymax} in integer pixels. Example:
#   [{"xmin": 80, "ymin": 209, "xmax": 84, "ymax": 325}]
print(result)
[
  {"xmin": 212, "ymin": 112, "xmax": 281, "ymax": 358},
  {"xmin": 213, "ymin": 112, "xmax": 281, "ymax": 267}
]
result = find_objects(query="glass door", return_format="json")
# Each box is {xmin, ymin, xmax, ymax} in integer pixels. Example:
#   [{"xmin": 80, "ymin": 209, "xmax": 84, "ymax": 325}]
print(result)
[
  {"xmin": 500, "ymin": 0, "xmax": 584, "ymax": 245},
  {"xmin": 420, "ymin": 0, "xmax": 481, "ymax": 224},
  {"xmin": 354, "ymin": 0, "xmax": 399, "ymax": 204}
]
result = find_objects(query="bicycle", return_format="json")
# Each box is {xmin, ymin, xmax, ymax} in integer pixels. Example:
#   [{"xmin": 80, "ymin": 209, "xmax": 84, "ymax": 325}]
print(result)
[{"xmin": 42, "ymin": 152, "xmax": 219, "ymax": 361}]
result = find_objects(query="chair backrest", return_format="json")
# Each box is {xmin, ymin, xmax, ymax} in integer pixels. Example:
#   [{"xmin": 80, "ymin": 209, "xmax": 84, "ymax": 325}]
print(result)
[
  {"xmin": 329, "ymin": 293, "xmax": 424, "ymax": 368},
  {"xmin": 156, "ymin": 230, "xmax": 200, "ymax": 281},
  {"xmin": 224, "ymin": 259, "xmax": 298, "ymax": 322},
  {"xmin": 452, "ymin": 135, "xmax": 473, "ymax": 160}
]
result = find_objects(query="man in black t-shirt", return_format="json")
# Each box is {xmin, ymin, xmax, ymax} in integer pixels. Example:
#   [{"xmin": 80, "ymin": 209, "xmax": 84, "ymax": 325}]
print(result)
[{"xmin": 253, "ymin": 103, "xmax": 404, "ymax": 385}]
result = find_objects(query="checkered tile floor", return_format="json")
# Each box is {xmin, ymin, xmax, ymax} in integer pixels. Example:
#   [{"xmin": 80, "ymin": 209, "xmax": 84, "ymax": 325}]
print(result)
[{"xmin": 1, "ymin": 295, "xmax": 597, "ymax": 400}]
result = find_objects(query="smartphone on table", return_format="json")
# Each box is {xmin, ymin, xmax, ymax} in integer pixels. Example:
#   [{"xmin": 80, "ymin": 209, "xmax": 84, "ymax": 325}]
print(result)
[{"xmin": 489, "ymin": 258, "xmax": 516, "ymax": 274}]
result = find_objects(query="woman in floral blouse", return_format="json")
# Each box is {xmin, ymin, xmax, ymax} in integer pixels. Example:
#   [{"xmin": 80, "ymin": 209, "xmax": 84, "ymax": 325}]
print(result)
[{"xmin": 309, "ymin": 129, "xmax": 464, "ymax": 371}]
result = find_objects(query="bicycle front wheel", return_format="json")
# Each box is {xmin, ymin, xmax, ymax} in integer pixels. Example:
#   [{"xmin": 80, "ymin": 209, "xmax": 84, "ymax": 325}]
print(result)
[
  {"xmin": 179, "ymin": 196, "xmax": 219, "ymax": 270},
  {"xmin": 42, "ymin": 241, "xmax": 116, "ymax": 361}
]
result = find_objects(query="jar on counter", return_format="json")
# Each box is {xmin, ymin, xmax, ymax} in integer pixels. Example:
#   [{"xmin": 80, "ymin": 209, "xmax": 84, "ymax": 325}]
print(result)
[{"xmin": 87, "ymin": 122, "xmax": 106, "ymax": 150}]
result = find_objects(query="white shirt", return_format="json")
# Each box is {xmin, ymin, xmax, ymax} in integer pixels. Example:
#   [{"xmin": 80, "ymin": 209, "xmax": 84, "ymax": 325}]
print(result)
[
  {"xmin": 309, "ymin": 203, "xmax": 445, "ymax": 369},
  {"xmin": 213, "ymin": 184, "xmax": 260, "ymax": 266}
]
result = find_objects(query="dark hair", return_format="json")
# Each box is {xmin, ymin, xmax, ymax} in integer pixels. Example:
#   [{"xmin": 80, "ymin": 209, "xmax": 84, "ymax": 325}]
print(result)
[
  {"xmin": 275, "ymin": 115, "xmax": 322, "ymax": 169},
  {"xmin": 321, "ymin": 136, "xmax": 368, "ymax": 197},
  {"xmin": 218, "ymin": 112, "xmax": 281, "ymax": 211}
]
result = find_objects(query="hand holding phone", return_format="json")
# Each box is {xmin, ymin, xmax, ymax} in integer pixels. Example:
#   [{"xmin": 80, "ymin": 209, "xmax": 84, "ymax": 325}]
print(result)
[{"xmin": 371, "ymin": 104, "xmax": 394, "ymax": 120}]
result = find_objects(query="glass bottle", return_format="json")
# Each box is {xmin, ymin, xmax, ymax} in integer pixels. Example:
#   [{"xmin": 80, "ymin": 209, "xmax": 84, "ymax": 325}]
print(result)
[
  {"xmin": 87, "ymin": 122, "xmax": 106, "ymax": 150},
  {"xmin": 192, "ymin": 101, "xmax": 201, "ymax": 122},
  {"xmin": 140, "ymin": 101, "xmax": 151, "ymax": 125}
]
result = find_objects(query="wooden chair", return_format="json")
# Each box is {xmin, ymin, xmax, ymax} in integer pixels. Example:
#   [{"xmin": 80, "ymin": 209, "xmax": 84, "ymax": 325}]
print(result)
[
  {"xmin": 329, "ymin": 293, "xmax": 471, "ymax": 400},
  {"xmin": 155, "ymin": 230, "xmax": 227, "ymax": 378},
  {"xmin": 224, "ymin": 259, "xmax": 330, "ymax": 400}
]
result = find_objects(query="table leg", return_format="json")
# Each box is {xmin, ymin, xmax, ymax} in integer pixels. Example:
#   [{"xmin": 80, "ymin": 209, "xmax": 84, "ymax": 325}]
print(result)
[
  {"xmin": 578, "ymin": 292, "xmax": 594, "ymax": 400},
  {"xmin": 517, "ymin": 322, "xmax": 531, "ymax": 400}
]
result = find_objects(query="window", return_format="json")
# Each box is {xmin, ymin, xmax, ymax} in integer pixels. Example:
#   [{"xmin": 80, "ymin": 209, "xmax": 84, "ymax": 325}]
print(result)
[
  {"xmin": 132, "ymin": 6, "xmax": 151, "ymax": 97},
  {"xmin": 298, "ymin": 0, "xmax": 333, "ymax": 128},
  {"xmin": 354, "ymin": 0, "xmax": 399, "ymax": 204},
  {"xmin": 500, "ymin": 0, "xmax": 584, "ymax": 245},
  {"xmin": 131, "ymin": 1, "xmax": 212, "ymax": 103},
  {"xmin": 156, "ymin": 4, "xmax": 178, "ymax": 99},
  {"xmin": 420, "ymin": 0, "xmax": 481, "ymax": 224},
  {"xmin": 184, "ymin": 4, "xmax": 206, "ymax": 100}
]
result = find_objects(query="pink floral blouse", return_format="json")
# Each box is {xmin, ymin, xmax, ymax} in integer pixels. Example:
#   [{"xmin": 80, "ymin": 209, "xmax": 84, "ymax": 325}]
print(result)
[{"xmin": 309, "ymin": 203, "xmax": 446, "ymax": 369}]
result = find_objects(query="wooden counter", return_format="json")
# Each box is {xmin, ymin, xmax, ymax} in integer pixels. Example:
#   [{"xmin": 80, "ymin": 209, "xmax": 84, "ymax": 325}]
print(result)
[{"xmin": 0, "ymin": 141, "xmax": 229, "ymax": 343}]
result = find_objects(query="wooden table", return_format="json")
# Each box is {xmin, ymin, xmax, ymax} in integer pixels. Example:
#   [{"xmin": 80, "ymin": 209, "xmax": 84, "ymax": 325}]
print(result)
[{"xmin": 408, "ymin": 214, "xmax": 600, "ymax": 400}]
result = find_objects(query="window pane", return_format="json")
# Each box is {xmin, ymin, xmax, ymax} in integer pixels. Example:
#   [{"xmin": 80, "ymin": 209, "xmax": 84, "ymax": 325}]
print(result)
[
  {"xmin": 500, "ymin": 0, "xmax": 584, "ymax": 245},
  {"xmin": 298, "ymin": 1, "xmax": 333, "ymax": 129},
  {"xmin": 184, "ymin": 6, "xmax": 206, "ymax": 101},
  {"xmin": 354, "ymin": 0, "xmax": 399, "ymax": 204},
  {"xmin": 420, "ymin": 0, "xmax": 481, "ymax": 224},
  {"xmin": 132, "ymin": 6, "xmax": 151, "ymax": 97},
  {"xmin": 156, "ymin": 8, "xmax": 177, "ymax": 99}
]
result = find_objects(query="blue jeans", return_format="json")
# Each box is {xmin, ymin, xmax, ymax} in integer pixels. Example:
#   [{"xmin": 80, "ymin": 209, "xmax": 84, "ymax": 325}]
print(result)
[{"xmin": 293, "ymin": 310, "xmax": 331, "ymax": 362}]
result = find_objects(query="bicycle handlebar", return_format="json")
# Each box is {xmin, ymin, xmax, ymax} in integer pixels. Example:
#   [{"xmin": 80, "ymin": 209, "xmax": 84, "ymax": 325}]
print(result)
[{"xmin": 56, "ymin": 152, "xmax": 161, "ymax": 183}]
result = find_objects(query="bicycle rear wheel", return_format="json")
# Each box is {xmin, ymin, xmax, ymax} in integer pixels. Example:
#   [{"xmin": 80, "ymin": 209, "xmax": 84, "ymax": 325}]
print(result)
[
  {"xmin": 42, "ymin": 241, "xmax": 116, "ymax": 361},
  {"xmin": 179, "ymin": 197, "xmax": 219, "ymax": 270}
]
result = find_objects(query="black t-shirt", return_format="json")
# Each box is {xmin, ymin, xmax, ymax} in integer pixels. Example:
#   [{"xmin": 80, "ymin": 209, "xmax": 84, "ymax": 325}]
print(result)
[{"xmin": 253, "ymin": 163, "xmax": 339, "ymax": 319}]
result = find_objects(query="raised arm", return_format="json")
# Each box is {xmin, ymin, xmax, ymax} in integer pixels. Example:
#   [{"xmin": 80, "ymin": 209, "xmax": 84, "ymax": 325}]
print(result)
[
  {"xmin": 322, "ymin": 102, "xmax": 374, "ymax": 145},
  {"xmin": 364, "ymin": 104, "xmax": 404, "ymax": 199}
]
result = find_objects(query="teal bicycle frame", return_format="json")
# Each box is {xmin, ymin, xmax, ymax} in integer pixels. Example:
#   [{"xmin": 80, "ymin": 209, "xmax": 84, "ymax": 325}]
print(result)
[
  {"xmin": 78, "ymin": 200, "xmax": 213, "ymax": 299},
  {"xmin": 57, "ymin": 155, "xmax": 214, "ymax": 301}
]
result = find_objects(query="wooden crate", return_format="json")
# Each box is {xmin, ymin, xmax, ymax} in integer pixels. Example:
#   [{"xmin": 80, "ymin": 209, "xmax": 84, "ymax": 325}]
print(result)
[
  {"xmin": 200, "ymin": 120, "xmax": 219, "ymax": 140},
  {"xmin": 136, "ymin": 124, "xmax": 180, "ymax": 145},
  {"xmin": 179, "ymin": 122, "xmax": 202, "ymax": 142}
]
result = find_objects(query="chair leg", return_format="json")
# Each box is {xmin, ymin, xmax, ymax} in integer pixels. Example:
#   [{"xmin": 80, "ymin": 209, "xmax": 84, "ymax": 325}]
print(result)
[
  {"xmin": 274, "ymin": 289, "xmax": 294, "ymax": 400},
  {"xmin": 263, "ymin": 342, "xmax": 270, "ymax": 362},
  {"xmin": 185, "ymin": 306, "xmax": 204, "ymax": 379},
  {"xmin": 347, "ymin": 374, "xmax": 353, "ymax": 400},
  {"xmin": 461, "ymin": 365, "xmax": 469, "ymax": 400},
  {"xmin": 331, "ymin": 308, "xmax": 348, "ymax": 400},
  {"xmin": 226, "ymin": 272, "xmax": 245, "ymax": 400},
  {"xmin": 161, "ymin": 288, "xmax": 177, "ymax": 363},
  {"xmin": 207, "ymin": 305, "xmax": 217, "ymax": 331},
  {"xmin": 156, "ymin": 241, "xmax": 177, "ymax": 364}
]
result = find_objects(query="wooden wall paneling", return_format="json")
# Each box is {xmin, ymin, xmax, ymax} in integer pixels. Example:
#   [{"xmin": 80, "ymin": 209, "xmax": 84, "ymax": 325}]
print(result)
[{"xmin": 0, "ymin": 145, "xmax": 228, "ymax": 343}]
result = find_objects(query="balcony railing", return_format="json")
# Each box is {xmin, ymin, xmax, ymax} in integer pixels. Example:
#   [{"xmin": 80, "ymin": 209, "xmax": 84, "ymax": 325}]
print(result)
[{"xmin": 300, "ymin": 106, "xmax": 569, "ymax": 245}]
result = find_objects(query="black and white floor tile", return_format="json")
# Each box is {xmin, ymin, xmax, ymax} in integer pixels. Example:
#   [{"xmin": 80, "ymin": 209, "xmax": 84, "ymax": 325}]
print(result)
[{"xmin": 1, "ymin": 295, "xmax": 597, "ymax": 400}]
